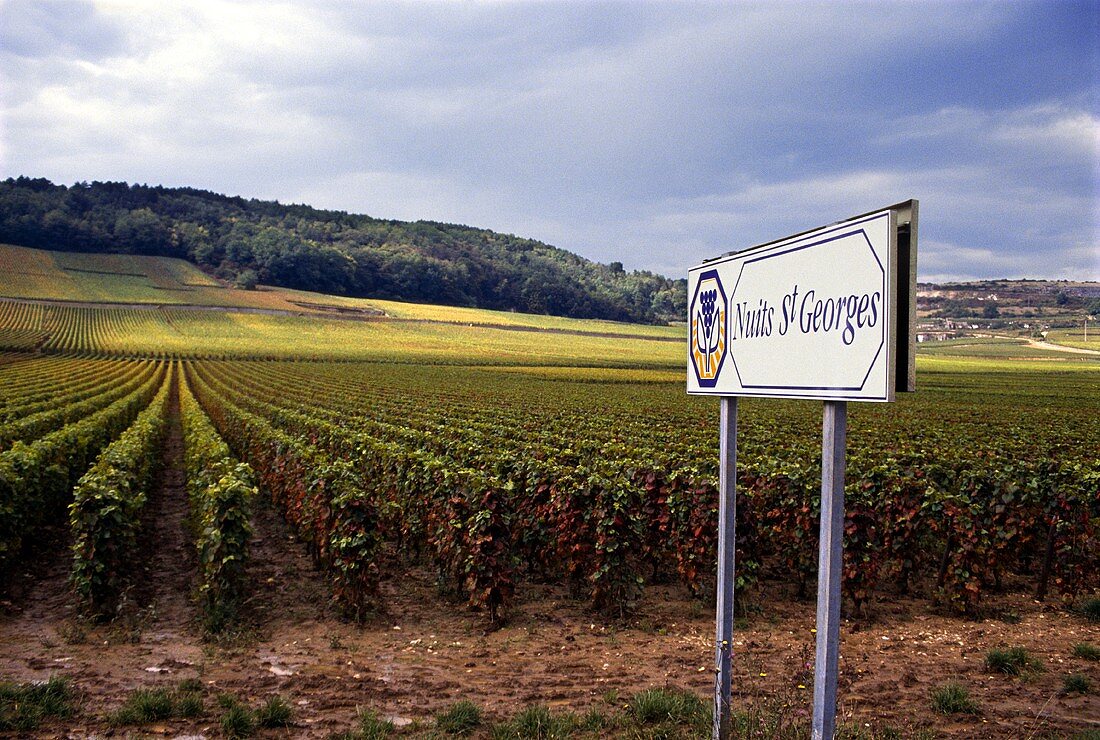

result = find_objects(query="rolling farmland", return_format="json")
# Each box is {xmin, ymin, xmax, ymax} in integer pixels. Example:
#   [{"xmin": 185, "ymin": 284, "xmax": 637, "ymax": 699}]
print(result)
[{"xmin": 0, "ymin": 245, "xmax": 1097, "ymax": 737}]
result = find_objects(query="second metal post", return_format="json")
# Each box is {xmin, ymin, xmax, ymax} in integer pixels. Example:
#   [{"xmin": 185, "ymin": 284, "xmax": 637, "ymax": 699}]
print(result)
[
  {"xmin": 713, "ymin": 396, "xmax": 738, "ymax": 739},
  {"xmin": 812, "ymin": 400, "xmax": 847, "ymax": 739}
]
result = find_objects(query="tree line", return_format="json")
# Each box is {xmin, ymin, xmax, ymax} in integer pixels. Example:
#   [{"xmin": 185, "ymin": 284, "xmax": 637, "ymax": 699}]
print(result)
[{"xmin": 0, "ymin": 177, "xmax": 686, "ymax": 324}]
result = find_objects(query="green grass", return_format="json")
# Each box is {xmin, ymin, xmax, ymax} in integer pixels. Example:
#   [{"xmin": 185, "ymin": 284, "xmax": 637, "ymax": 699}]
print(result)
[
  {"xmin": 917, "ymin": 337, "xmax": 1076, "ymax": 360},
  {"xmin": 490, "ymin": 705, "xmax": 575, "ymax": 739},
  {"xmin": 177, "ymin": 691, "xmax": 204, "ymax": 718},
  {"xmin": 177, "ymin": 677, "xmax": 203, "ymax": 693},
  {"xmin": 1072, "ymin": 643, "xmax": 1100, "ymax": 661},
  {"xmin": 256, "ymin": 695, "xmax": 293, "ymax": 727},
  {"xmin": 985, "ymin": 647, "xmax": 1044, "ymax": 676},
  {"xmin": 435, "ymin": 700, "xmax": 482, "ymax": 735},
  {"xmin": 577, "ymin": 706, "xmax": 615, "ymax": 733},
  {"xmin": 1045, "ymin": 327, "xmax": 1100, "ymax": 352},
  {"xmin": 220, "ymin": 700, "xmax": 257, "ymax": 739},
  {"xmin": 836, "ymin": 725, "xmax": 937, "ymax": 740},
  {"xmin": 930, "ymin": 681, "xmax": 980, "ymax": 714},
  {"xmin": 484, "ymin": 690, "xmax": 710, "ymax": 739},
  {"xmin": 334, "ymin": 708, "xmax": 395, "ymax": 739},
  {"xmin": 108, "ymin": 687, "xmax": 176, "ymax": 725},
  {"xmin": 1081, "ymin": 597, "xmax": 1100, "ymax": 623},
  {"xmin": 322, "ymin": 690, "xmax": 973, "ymax": 739},
  {"xmin": 1063, "ymin": 674, "xmax": 1092, "ymax": 695},
  {"xmin": 629, "ymin": 687, "xmax": 709, "ymax": 730},
  {"xmin": 0, "ymin": 676, "xmax": 77, "ymax": 732}
]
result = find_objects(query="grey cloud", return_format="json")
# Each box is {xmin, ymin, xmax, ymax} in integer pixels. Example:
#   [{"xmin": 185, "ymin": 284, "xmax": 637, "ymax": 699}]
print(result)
[{"xmin": 0, "ymin": 0, "xmax": 126, "ymax": 61}]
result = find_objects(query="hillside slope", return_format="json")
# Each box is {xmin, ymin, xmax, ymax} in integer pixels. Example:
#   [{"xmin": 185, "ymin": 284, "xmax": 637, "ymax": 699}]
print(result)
[
  {"xmin": 0, "ymin": 242, "xmax": 685, "ymax": 364},
  {"xmin": 0, "ymin": 177, "xmax": 685, "ymax": 324}
]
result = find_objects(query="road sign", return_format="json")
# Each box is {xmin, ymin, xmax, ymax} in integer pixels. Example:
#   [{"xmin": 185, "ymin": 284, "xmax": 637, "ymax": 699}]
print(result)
[
  {"xmin": 688, "ymin": 202, "xmax": 917, "ymax": 401},
  {"xmin": 691, "ymin": 201, "xmax": 918, "ymax": 740}
]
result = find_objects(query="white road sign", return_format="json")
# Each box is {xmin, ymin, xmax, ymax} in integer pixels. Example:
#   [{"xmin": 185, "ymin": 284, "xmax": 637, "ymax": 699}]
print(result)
[{"xmin": 687, "ymin": 202, "xmax": 917, "ymax": 402}]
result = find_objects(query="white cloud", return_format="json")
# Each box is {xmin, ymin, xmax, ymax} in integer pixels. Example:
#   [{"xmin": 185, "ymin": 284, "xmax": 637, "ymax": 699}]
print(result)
[{"xmin": 991, "ymin": 105, "xmax": 1100, "ymax": 158}]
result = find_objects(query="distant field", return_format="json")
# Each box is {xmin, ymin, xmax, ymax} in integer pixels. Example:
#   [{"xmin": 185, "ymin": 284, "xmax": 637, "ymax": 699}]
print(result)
[
  {"xmin": 0, "ymin": 300, "xmax": 685, "ymax": 367},
  {"xmin": 0, "ymin": 243, "xmax": 683, "ymax": 342},
  {"xmin": 359, "ymin": 295, "xmax": 682, "ymax": 337},
  {"xmin": 1046, "ymin": 326, "xmax": 1100, "ymax": 352},
  {"xmin": 0, "ymin": 242, "xmax": 389, "ymax": 313},
  {"xmin": 1, "ymin": 244, "xmax": 217, "ymax": 303},
  {"xmin": 916, "ymin": 335, "xmax": 1099, "ymax": 360}
]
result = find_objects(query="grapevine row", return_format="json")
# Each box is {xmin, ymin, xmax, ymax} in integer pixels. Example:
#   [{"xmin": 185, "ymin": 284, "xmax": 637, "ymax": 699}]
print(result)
[
  {"xmin": 192, "ymin": 360, "xmax": 1099, "ymax": 619},
  {"xmin": 185, "ymin": 364, "xmax": 382, "ymax": 620},
  {"xmin": 69, "ymin": 366, "xmax": 174, "ymax": 616},
  {"xmin": 179, "ymin": 371, "xmax": 257, "ymax": 631},
  {"xmin": 0, "ymin": 362, "xmax": 168, "ymax": 581},
  {"xmin": 0, "ymin": 361, "xmax": 158, "ymax": 449},
  {"xmin": 0, "ymin": 359, "xmax": 148, "ymax": 422},
  {"xmin": 0, "ymin": 356, "xmax": 127, "ymax": 402}
]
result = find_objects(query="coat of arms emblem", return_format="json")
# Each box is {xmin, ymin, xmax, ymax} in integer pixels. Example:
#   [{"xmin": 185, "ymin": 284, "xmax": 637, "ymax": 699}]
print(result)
[{"xmin": 689, "ymin": 269, "xmax": 727, "ymax": 387}]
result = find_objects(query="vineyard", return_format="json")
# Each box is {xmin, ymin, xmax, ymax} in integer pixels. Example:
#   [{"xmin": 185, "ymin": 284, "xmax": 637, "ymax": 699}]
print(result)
[
  {"xmin": 182, "ymin": 359, "xmax": 1099, "ymax": 620},
  {"xmin": 0, "ymin": 269, "xmax": 1098, "ymax": 736},
  {"xmin": 0, "ymin": 297, "xmax": 681, "ymax": 365}
]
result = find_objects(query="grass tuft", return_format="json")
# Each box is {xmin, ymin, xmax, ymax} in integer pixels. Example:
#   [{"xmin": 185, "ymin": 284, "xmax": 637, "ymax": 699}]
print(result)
[
  {"xmin": 216, "ymin": 692, "xmax": 241, "ymax": 710},
  {"xmin": 629, "ymin": 687, "xmax": 708, "ymax": 728},
  {"xmin": 220, "ymin": 701, "xmax": 257, "ymax": 738},
  {"xmin": 0, "ymin": 676, "xmax": 76, "ymax": 732},
  {"xmin": 256, "ymin": 695, "xmax": 293, "ymax": 727},
  {"xmin": 1082, "ymin": 597, "xmax": 1100, "ymax": 623},
  {"xmin": 176, "ymin": 691, "xmax": 204, "ymax": 718},
  {"xmin": 177, "ymin": 677, "xmax": 204, "ymax": 694},
  {"xmin": 436, "ymin": 700, "xmax": 482, "ymax": 735},
  {"xmin": 491, "ymin": 704, "xmax": 574, "ymax": 739},
  {"xmin": 578, "ymin": 706, "xmax": 614, "ymax": 733},
  {"xmin": 930, "ymin": 681, "xmax": 980, "ymax": 714},
  {"xmin": 984, "ymin": 646, "xmax": 1043, "ymax": 675},
  {"xmin": 1063, "ymin": 674, "xmax": 1092, "ymax": 695},
  {"xmin": 348, "ymin": 708, "xmax": 395, "ymax": 739},
  {"xmin": 108, "ymin": 688, "xmax": 175, "ymax": 726},
  {"xmin": 1072, "ymin": 642, "xmax": 1100, "ymax": 661}
]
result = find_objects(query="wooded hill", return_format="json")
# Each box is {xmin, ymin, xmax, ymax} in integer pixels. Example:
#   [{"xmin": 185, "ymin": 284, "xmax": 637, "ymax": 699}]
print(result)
[{"xmin": 0, "ymin": 177, "xmax": 686, "ymax": 324}]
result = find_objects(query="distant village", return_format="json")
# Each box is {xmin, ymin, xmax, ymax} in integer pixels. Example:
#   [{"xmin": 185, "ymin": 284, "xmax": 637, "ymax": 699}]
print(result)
[{"xmin": 916, "ymin": 279, "xmax": 1100, "ymax": 342}]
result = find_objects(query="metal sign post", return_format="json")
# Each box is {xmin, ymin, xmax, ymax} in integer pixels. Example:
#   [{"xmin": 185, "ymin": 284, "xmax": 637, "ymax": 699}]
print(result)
[
  {"xmin": 688, "ymin": 202, "xmax": 917, "ymax": 740},
  {"xmin": 713, "ymin": 396, "xmax": 738, "ymax": 739},
  {"xmin": 813, "ymin": 400, "xmax": 847, "ymax": 739}
]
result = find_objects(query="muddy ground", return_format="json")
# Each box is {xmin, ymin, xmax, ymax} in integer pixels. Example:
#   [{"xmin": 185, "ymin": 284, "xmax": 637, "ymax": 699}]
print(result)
[{"xmin": 1, "ymin": 404, "xmax": 1097, "ymax": 738}]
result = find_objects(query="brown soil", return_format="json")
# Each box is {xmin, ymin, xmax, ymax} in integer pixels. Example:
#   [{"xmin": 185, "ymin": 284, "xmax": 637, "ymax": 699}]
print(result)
[{"xmin": 1, "ymin": 405, "xmax": 1097, "ymax": 737}]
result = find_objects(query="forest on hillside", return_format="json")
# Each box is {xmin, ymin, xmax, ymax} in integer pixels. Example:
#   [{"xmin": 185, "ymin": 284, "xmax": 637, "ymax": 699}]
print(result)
[{"xmin": 0, "ymin": 177, "xmax": 686, "ymax": 324}]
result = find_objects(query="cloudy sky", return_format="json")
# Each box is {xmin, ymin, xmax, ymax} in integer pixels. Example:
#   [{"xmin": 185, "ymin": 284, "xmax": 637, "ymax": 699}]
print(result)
[{"xmin": 1, "ymin": 0, "xmax": 1097, "ymax": 281}]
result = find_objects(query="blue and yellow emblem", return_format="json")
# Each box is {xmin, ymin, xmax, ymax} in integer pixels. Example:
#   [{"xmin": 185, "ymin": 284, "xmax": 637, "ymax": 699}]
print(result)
[{"xmin": 689, "ymin": 269, "xmax": 727, "ymax": 387}]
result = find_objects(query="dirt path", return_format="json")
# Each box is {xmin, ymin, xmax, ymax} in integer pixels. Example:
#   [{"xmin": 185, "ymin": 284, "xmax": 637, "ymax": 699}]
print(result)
[
  {"xmin": 237, "ymin": 497, "xmax": 334, "ymax": 630},
  {"xmin": 1025, "ymin": 338, "xmax": 1100, "ymax": 356},
  {"xmin": 0, "ymin": 523, "xmax": 79, "ymax": 659},
  {"xmin": 132, "ymin": 376, "xmax": 196, "ymax": 633}
]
